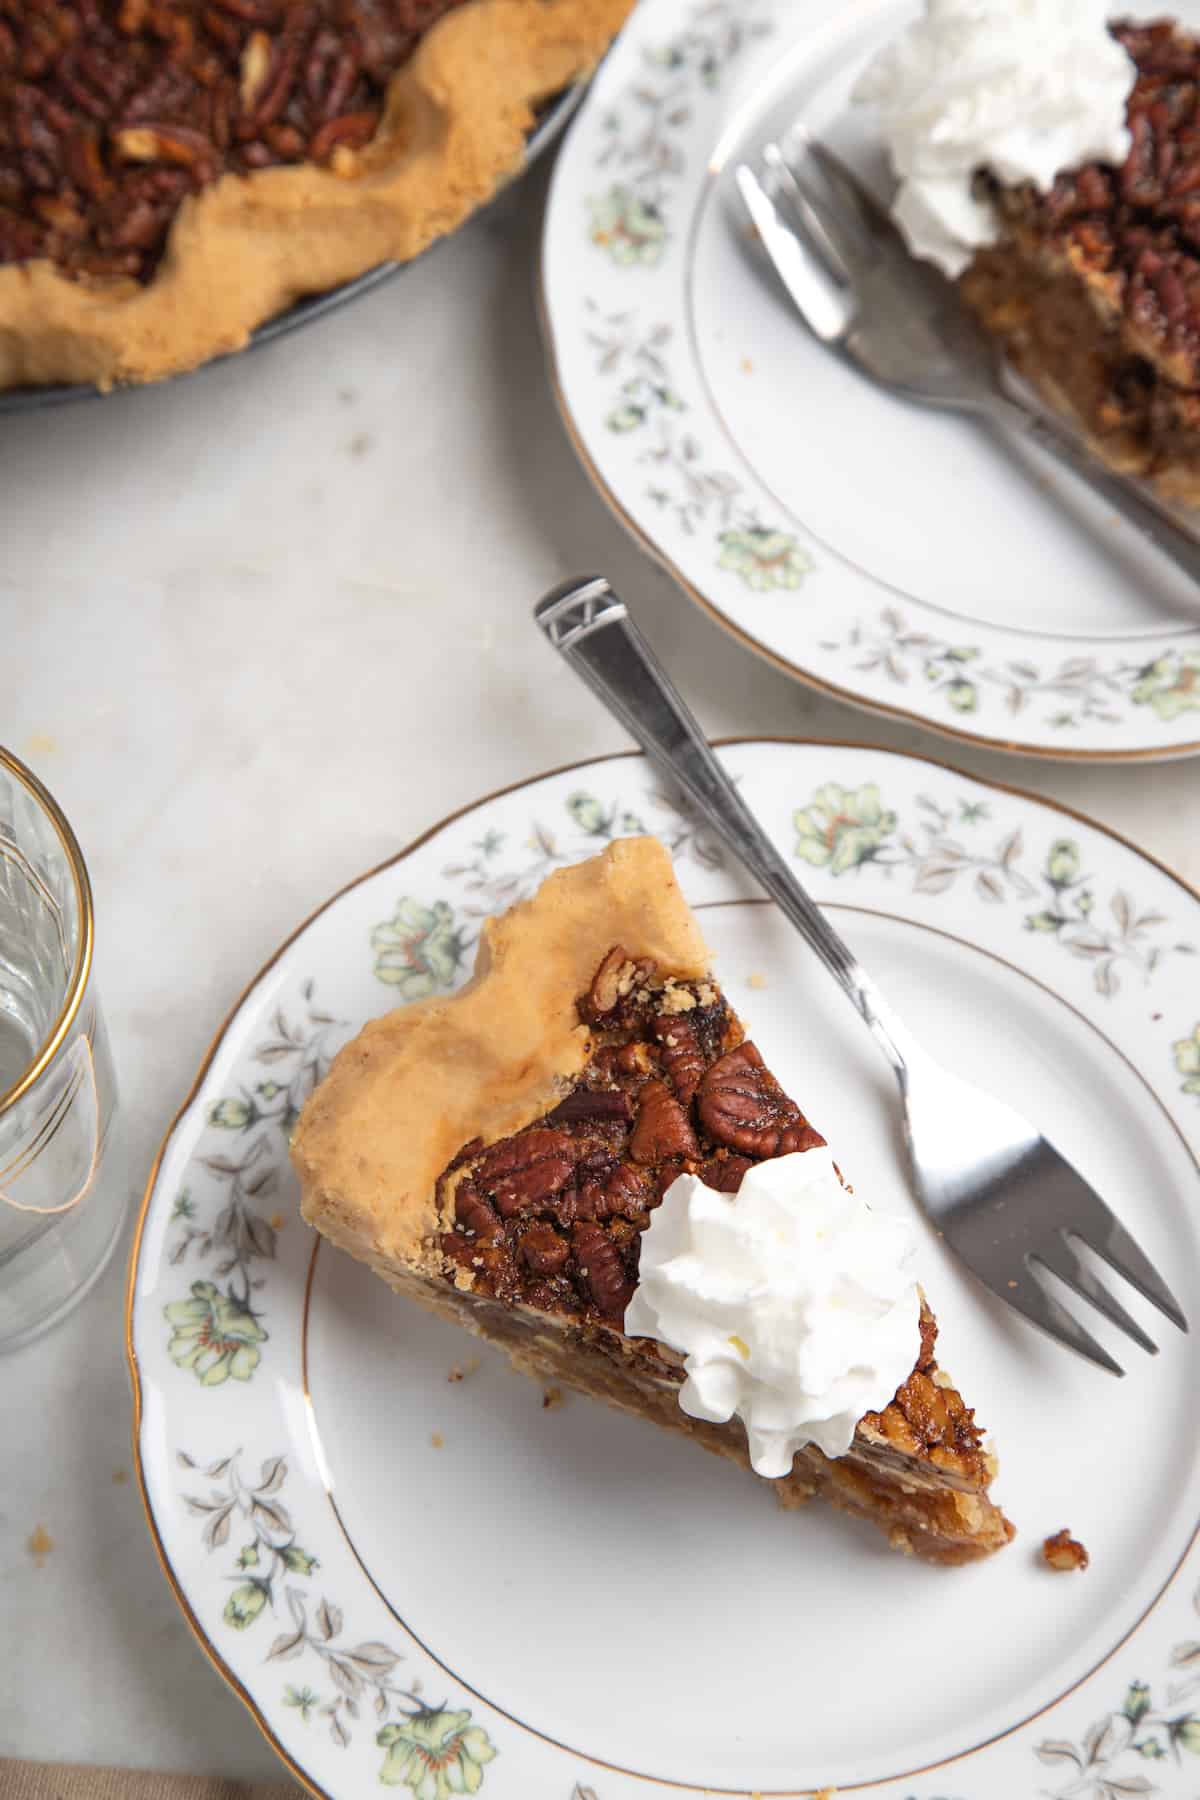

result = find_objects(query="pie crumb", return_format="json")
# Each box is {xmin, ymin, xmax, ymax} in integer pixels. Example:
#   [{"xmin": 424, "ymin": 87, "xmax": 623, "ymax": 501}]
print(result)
[
  {"xmin": 542, "ymin": 1386, "xmax": 565, "ymax": 1411},
  {"xmin": 112, "ymin": 1469, "xmax": 128, "ymax": 1485},
  {"xmin": 28, "ymin": 1525, "xmax": 53, "ymax": 1566},
  {"xmin": 430, "ymin": 1433, "xmax": 444, "ymax": 1450},
  {"xmin": 269, "ymin": 1212, "xmax": 285, "ymax": 1231},
  {"xmin": 747, "ymin": 972, "xmax": 767, "ymax": 990},
  {"xmin": 815, "ymin": 1789, "xmax": 838, "ymax": 1799},
  {"xmin": 1043, "ymin": 1528, "xmax": 1089, "ymax": 1572},
  {"xmin": 741, "ymin": 356, "xmax": 754, "ymax": 374},
  {"xmin": 448, "ymin": 1357, "xmax": 481, "ymax": 1383}
]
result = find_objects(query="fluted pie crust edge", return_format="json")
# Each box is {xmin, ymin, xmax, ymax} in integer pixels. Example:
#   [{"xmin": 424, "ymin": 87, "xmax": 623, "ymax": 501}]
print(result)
[
  {"xmin": 0, "ymin": 0, "xmax": 632, "ymax": 393},
  {"xmin": 292, "ymin": 838, "xmax": 709, "ymax": 1273}
]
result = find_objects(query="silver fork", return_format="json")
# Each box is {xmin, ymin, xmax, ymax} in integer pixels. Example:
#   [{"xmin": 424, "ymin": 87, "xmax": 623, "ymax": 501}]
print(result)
[
  {"xmin": 535, "ymin": 576, "xmax": 1188, "ymax": 1374},
  {"xmin": 736, "ymin": 133, "xmax": 1200, "ymax": 586}
]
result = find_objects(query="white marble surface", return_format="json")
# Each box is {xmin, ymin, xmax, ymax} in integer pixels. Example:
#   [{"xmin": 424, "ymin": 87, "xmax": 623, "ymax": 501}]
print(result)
[{"xmin": 2, "ymin": 157, "xmax": 1198, "ymax": 1781}]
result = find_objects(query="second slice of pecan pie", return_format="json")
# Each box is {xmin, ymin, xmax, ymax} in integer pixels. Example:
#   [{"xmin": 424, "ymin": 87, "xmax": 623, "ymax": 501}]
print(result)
[
  {"xmin": 292, "ymin": 836, "xmax": 1014, "ymax": 1564},
  {"xmin": 959, "ymin": 18, "xmax": 1200, "ymax": 502}
]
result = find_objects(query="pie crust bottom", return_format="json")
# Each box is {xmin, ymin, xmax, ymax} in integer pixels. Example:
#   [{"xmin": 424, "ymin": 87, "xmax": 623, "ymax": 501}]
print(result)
[{"xmin": 367, "ymin": 1256, "xmax": 1015, "ymax": 1566}]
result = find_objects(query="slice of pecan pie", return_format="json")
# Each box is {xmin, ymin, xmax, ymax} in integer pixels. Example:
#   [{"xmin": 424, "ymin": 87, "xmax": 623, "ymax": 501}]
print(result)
[
  {"xmin": 0, "ymin": 0, "xmax": 631, "ymax": 391},
  {"xmin": 292, "ymin": 837, "xmax": 1014, "ymax": 1564},
  {"xmin": 959, "ymin": 19, "xmax": 1200, "ymax": 502}
]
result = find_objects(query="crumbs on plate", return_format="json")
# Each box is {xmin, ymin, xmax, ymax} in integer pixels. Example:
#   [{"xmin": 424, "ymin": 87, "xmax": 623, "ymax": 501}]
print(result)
[
  {"xmin": 1042, "ymin": 1529, "xmax": 1089, "ymax": 1571},
  {"xmin": 747, "ymin": 972, "xmax": 767, "ymax": 990},
  {"xmin": 448, "ymin": 1357, "xmax": 481, "ymax": 1383},
  {"xmin": 542, "ymin": 1387, "xmax": 565, "ymax": 1411},
  {"xmin": 430, "ymin": 1432, "xmax": 444, "ymax": 1450},
  {"xmin": 28, "ymin": 1524, "xmax": 54, "ymax": 1566}
]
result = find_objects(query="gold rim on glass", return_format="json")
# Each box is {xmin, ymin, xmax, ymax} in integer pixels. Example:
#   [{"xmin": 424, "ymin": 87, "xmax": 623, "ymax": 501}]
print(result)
[
  {"xmin": 126, "ymin": 738, "xmax": 1200, "ymax": 1797},
  {"xmin": 0, "ymin": 746, "xmax": 93, "ymax": 1115}
]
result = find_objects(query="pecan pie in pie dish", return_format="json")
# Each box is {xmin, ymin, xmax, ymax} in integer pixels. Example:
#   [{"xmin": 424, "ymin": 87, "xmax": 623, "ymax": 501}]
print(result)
[
  {"xmin": 959, "ymin": 20, "xmax": 1200, "ymax": 503},
  {"xmin": 292, "ymin": 838, "xmax": 1013, "ymax": 1565},
  {"xmin": 0, "ymin": 0, "xmax": 631, "ymax": 391}
]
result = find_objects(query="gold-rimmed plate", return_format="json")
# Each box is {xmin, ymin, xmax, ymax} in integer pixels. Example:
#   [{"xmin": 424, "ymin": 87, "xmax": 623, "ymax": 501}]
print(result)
[
  {"xmin": 539, "ymin": 0, "xmax": 1200, "ymax": 761},
  {"xmin": 127, "ymin": 740, "xmax": 1200, "ymax": 1799}
]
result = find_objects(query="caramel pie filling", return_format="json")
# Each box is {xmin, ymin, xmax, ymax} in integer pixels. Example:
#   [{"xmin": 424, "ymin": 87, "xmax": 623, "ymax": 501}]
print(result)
[
  {"xmin": 0, "ymin": 0, "xmax": 467, "ymax": 283},
  {"xmin": 960, "ymin": 19, "xmax": 1200, "ymax": 496}
]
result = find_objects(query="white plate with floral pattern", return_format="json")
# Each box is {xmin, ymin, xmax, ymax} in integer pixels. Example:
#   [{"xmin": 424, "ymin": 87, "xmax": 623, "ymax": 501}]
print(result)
[
  {"xmin": 539, "ymin": 0, "xmax": 1200, "ymax": 762},
  {"xmin": 127, "ymin": 741, "xmax": 1200, "ymax": 1800}
]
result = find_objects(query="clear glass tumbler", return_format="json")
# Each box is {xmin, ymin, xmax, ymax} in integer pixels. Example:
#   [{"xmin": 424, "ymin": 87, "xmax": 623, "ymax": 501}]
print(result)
[{"xmin": 0, "ymin": 749, "xmax": 121, "ymax": 1351}]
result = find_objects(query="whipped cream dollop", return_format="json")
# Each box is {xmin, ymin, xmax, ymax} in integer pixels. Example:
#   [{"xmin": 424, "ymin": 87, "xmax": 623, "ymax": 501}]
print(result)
[
  {"xmin": 623, "ymin": 1149, "xmax": 920, "ymax": 1475},
  {"xmin": 853, "ymin": 0, "xmax": 1137, "ymax": 277}
]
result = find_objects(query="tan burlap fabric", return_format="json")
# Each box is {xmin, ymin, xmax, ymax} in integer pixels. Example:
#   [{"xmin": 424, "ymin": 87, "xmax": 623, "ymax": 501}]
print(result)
[{"xmin": 0, "ymin": 1764, "xmax": 302, "ymax": 1800}]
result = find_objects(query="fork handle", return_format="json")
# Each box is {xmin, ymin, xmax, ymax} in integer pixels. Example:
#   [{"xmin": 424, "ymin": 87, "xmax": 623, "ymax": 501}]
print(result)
[
  {"xmin": 983, "ymin": 391, "xmax": 1200, "ymax": 583},
  {"xmin": 535, "ymin": 577, "xmax": 923, "ymax": 1085}
]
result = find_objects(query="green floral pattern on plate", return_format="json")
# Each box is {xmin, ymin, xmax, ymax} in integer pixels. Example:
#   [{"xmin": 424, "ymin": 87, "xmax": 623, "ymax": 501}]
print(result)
[
  {"xmin": 586, "ymin": 1, "xmax": 770, "ymax": 262},
  {"xmin": 820, "ymin": 610, "xmax": 1200, "ymax": 736},
  {"xmin": 372, "ymin": 899, "xmax": 472, "ymax": 998},
  {"xmin": 165, "ymin": 1281, "xmax": 266, "ymax": 1386},
  {"xmin": 378, "ymin": 1708, "xmax": 497, "ymax": 1795},
  {"xmin": 1132, "ymin": 652, "xmax": 1200, "ymax": 722},
  {"xmin": 179, "ymin": 1450, "xmax": 496, "ymax": 1777},
  {"xmin": 205, "ymin": 983, "xmax": 345, "ymax": 1138},
  {"xmin": 1036, "ymin": 1586, "xmax": 1200, "ymax": 1798},
  {"xmin": 1175, "ymin": 1025, "xmax": 1200, "ymax": 1100},
  {"xmin": 794, "ymin": 783, "xmax": 897, "ymax": 875},
  {"xmin": 717, "ymin": 527, "xmax": 811, "ymax": 592},
  {"xmin": 134, "ymin": 745, "xmax": 1200, "ymax": 1797},
  {"xmin": 586, "ymin": 302, "xmax": 812, "ymax": 591},
  {"xmin": 588, "ymin": 187, "xmax": 667, "ymax": 266},
  {"xmin": 164, "ymin": 983, "xmax": 346, "ymax": 1382},
  {"xmin": 792, "ymin": 782, "xmax": 1195, "ymax": 998},
  {"xmin": 370, "ymin": 783, "xmax": 724, "ymax": 972}
]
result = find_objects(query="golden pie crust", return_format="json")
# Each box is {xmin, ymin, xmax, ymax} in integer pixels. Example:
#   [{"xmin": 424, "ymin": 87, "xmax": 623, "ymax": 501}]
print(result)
[
  {"xmin": 292, "ymin": 837, "xmax": 709, "ymax": 1272},
  {"xmin": 0, "ymin": 0, "xmax": 632, "ymax": 393}
]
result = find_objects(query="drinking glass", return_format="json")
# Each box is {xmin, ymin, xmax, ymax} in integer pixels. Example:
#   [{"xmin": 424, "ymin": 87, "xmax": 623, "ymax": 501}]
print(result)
[{"xmin": 0, "ymin": 749, "xmax": 121, "ymax": 1351}]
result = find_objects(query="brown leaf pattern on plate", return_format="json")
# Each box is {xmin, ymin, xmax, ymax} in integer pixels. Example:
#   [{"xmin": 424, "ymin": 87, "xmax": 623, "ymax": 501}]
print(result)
[
  {"xmin": 177, "ymin": 1446, "xmax": 479, "ymax": 1760},
  {"xmin": 791, "ymin": 783, "xmax": 1194, "ymax": 999}
]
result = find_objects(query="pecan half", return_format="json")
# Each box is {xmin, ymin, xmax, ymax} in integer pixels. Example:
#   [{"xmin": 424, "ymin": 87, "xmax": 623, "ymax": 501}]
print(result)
[
  {"xmin": 545, "ymin": 1088, "xmax": 633, "ymax": 1127},
  {"xmin": 696, "ymin": 1042, "xmax": 824, "ymax": 1158},
  {"xmin": 577, "ymin": 1164, "xmax": 651, "ymax": 1221},
  {"xmin": 584, "ymin": 945, "xmax": 628, "ymax": 1019},
  {"xmin": 453, "ymin": 1183, "xmax": 501, "ymax": 1240},
  {"xmin": 473, "ymin": 1129, "xmax": 578, "ymax": 1219},
  {"xmin": 572, "ymin": 1221, "xmax": 634, "ymax": 1319},
  {"xmin": 652, "ymin": 1013, "xmax": 706, "ymax": 1104},
  {"xmin": 519, "ymin": 1223, "xmax": 569, "ymax": 1277},
  {"xmin": 629, "ymin": 1079, "xmax": 699, "ymax": 1165}
]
